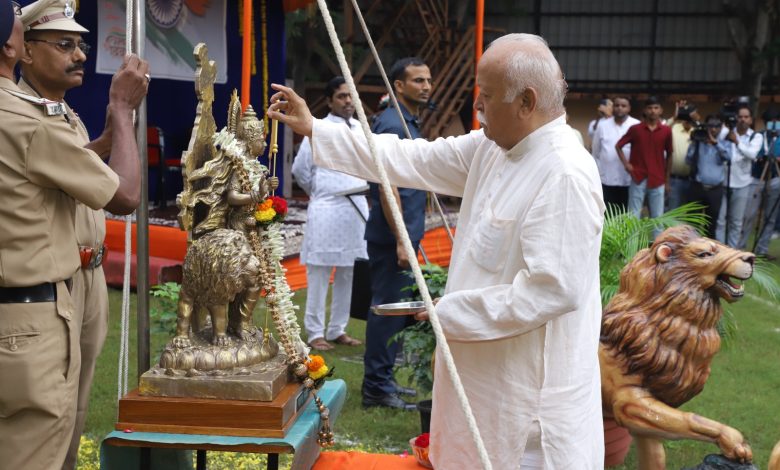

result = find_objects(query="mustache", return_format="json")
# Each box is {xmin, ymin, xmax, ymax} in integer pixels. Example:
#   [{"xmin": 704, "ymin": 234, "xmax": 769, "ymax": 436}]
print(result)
[
  {"xmin": 66, "ymin": 64, "xmax": 85, "ymax": 73},
  {"xmin": 477, "ymin": 110, "xmax": 487, "ymax": 127}
]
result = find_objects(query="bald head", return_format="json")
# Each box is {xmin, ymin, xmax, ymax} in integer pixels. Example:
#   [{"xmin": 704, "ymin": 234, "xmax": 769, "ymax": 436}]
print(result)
[
  {"xmin": 487, "ymin": 34, "xmax": 566, "ymax": 116},
  {"xmin": 474, "ymin": 33, "xmax": 567, "ymax": 150}
]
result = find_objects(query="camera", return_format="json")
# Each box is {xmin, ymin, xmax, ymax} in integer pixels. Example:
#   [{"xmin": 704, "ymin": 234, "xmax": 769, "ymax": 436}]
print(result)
[
  {"xmin": 676, "ymin": 104, "xmax": 697, "ymax": 123},
  {"xmin": 720, "ymin": 96, "xmax": 750, "ymax": 129},
  {"xmin": 691, "ymin": 123, "xmax": 709, "ymax": 143},
  {"xmin": 720, "ymin": 102, "xmax": 738, "ymax": 129},
  {"xmin": 763, "ymin": 107, "xmax": 780, "ymax": 138}
]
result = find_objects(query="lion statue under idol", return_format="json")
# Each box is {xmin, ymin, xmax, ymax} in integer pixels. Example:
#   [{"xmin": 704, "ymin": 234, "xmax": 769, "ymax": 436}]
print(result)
[{"xmin": 600, "ymin": 225, "xmax": 756, "ymax": 469}]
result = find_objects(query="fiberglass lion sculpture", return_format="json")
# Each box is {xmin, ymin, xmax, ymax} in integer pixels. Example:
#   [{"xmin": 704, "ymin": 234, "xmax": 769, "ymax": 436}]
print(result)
[{"xmin": 600, "ymin": 225, "xmax": 755, "ymax": 469}]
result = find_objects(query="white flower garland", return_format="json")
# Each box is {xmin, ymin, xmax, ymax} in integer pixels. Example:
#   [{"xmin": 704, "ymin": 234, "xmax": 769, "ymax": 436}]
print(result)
[
  {"xmin": 214, "ymin": 129, "xmax": 268, "ymax": 193},
  {"xmin": 263, "ymin": 223, "xmax": 309, "ymax": 361}
]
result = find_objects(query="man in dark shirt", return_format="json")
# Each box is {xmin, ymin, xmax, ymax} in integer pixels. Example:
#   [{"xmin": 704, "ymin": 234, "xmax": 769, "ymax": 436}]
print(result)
[
  {"xmin": 616, "ymin": 96, "xmax": 673, "ymax": 236},
  {"xmin": 362, "ymin": 57, "xmax": 432, "ymax": 410}
]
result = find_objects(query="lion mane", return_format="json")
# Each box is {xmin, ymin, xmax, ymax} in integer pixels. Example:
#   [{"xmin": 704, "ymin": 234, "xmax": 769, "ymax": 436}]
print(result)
[
  {"xmin": 601, "ymin": 225, "xmax": 740, "ymax": 407},
  {"xmin": 182, "ymin": 228, "xmax": 257, "ymax": 306}
]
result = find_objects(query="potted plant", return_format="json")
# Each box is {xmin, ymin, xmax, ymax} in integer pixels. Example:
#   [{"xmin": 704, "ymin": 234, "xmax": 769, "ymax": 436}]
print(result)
[{"xmin": 394, "ymin": 263, "xmax": 447, "ymax": 433}]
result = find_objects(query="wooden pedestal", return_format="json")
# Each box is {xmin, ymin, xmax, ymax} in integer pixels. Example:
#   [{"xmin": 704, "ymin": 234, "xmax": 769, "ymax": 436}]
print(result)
[{"xmin": 116, "ymin": 382, "xmax": 310, "ymax": 437}]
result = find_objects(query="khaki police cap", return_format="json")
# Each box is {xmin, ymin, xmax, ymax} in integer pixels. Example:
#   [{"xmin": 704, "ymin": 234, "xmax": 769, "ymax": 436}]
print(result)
[{"xmin": 21, "ymin": 0, "xmax": 88, "ymax": 33}]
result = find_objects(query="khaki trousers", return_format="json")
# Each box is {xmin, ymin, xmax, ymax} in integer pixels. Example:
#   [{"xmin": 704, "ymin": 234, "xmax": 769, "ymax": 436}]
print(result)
[
  {"xmin": 63, "ymin": 267, "xmax": 109, "ymax": 470},
  {"xmin": 0, "ymin": 281, "xmax": 80, "ymax": 470}
]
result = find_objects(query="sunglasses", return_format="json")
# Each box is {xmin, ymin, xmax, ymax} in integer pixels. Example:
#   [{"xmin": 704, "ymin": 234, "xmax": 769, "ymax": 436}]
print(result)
[{"xmin": 27, "ymin": 38, "xmax": 92, "ymax": 55}]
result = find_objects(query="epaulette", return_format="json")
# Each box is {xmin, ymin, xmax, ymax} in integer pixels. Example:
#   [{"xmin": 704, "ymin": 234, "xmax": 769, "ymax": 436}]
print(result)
[{"xmin": 1, "ymin": 88, "xmax": 66, "ymax": 116}]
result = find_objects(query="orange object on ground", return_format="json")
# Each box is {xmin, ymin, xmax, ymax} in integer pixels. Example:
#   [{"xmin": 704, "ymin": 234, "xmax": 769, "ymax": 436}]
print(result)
[
  {"xmin": 312, "ymin": 451, "xmax": 426, "ymax": 470},
  {"xmin": 103, "ymin": 221, "xmax": 453, "ymax": 290}
]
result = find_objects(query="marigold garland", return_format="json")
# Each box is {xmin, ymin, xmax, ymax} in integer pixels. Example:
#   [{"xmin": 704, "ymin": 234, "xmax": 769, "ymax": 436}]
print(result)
[
  {"xmin": 309, "ymin": 365, "xmax": 329, "ymax": 380},
  {"xmin": 307, "ymin": 354, "xmax": 325, "ymax": 371},
  {"xmin": 255, "ymin": 196, "xmax": 288, "ymax": 224}
]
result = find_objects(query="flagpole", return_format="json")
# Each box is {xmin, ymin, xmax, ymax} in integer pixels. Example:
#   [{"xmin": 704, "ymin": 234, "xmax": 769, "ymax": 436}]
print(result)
[
  {"xmin": 241, "ymin": 0, "xmax": 252, "ymax": 110},
  {"xmin": 471, "ymin": 0, "xmax": 484, "ymax": 130},
  {"xmin": 134, "ymin": 0, "xmax": 150, "ymax": 378}
]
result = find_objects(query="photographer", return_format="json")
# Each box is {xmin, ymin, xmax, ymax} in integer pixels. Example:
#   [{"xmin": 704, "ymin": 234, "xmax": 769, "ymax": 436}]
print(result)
[
  {"xmin": 686, "ymin": 116, "xmax": 731, "ymax": 237},
  {"xmin": 739, "ymin": 108, "xmax": 780, "ymax": 259},
  {"xmin": 716, "ymin": 105, "xmax": 763, "ymax": 247},
  {"xmin": 667, "ymin": 101, "xmax": 701, "ymax": 209}
]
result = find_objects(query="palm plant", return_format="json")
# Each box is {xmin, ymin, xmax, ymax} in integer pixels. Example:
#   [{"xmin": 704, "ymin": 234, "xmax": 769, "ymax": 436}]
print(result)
[{"xmin": 599, "ymin": 202, "xmax": 709, "ymax": 305}]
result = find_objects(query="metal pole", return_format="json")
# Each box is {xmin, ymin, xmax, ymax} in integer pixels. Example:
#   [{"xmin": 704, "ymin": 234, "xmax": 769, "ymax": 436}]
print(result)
[
  {"xmin": 471, "ymin": 0, "xmax": 484, "ymax": 130},
  {"xmin": 241, "ymin": 0, "xmax": 252, "ymax": 111},
  {"xmin": 134, "ymin": 0, "xmax": 150, "ymax": 378}
]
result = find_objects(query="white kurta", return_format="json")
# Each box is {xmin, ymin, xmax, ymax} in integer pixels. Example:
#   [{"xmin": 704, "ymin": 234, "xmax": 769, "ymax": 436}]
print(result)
[
  {"xmin": 292, "ymin": 114, "xmax": 368, "ymax": 266},
  {"xmin": 312, "ymin": 115, "xmax": 605, "ymax": 469},
  {"xmin": 592, "ymin": 116, "xmax": 640, "ymax": 186}
]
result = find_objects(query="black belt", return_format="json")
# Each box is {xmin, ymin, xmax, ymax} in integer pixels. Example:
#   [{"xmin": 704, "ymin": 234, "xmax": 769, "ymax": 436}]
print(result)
[
  {"xmin": 670, "ymin": 175, "xmax": 690, "ymax": 180},
  {"xmin": 0, "ymin": 279, "xmax": 71, "ymax": 304}
]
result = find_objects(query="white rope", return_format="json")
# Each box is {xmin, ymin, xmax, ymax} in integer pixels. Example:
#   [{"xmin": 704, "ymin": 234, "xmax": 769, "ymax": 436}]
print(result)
[
  {"xmin": 314, "ymin": 2, "xmax": 492, "ymax": 468},
  {"xmin": 348, "ymin": 0, "xmax": 455, "ymax": 246},
  {"xmin": 116, "ymin": 0, "xmax": 135, "ymax": 403},
  {"xmin": 117, "ymin": 217, "xmax": 132, "ymax": 400}
]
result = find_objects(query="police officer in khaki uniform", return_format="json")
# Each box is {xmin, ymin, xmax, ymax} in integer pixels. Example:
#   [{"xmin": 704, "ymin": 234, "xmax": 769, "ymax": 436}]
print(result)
[
  {"xmin": 18, "ymin": 1, "xmax": 115, "ymax": 467},
  {"xmin": 0, "ymin": 0, "xmax": 149, "ymax": 467}
]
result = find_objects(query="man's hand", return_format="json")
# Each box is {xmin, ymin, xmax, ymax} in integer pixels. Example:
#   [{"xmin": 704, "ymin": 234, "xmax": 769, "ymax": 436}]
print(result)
[
  {"xmin": 396, "ymin": 241, "xmax": 410, "ymax": 269},
  {"xmin": 413, "ymin": 298, "xmax": 440, "ymax": 321},
  {"xmin": 709, "ymin": 133, "xmax": 719, "ymax": 145},
  {"xmin": 727, "ymin": 130, "xmax": 738, "ymax": 144},
  {"xmin": 268, "ymin": 83, "xmax": 314, "ymax": 138},
  {"xmin": 108, "ymin": 54, "xmax": 150, "ymax": 114},
  {"xmin": 623, "ymin": 161, "xmax": 634, "ymax": 174}
]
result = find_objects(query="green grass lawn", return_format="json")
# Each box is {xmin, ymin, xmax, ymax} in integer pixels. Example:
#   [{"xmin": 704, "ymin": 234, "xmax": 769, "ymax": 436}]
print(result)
[{"xmin": 85, "ymin": 256, "xmax": 780, "ymax": 468}]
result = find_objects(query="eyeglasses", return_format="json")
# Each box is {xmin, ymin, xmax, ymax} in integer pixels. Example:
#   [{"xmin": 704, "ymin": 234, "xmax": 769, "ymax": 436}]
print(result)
[
  {"xmin": 26, "ymin": 38, "xmax": 92, "ymax": 55},
  {"xmin": 12, "ymin": 1, "xmax": 22, "ymax": 16}
]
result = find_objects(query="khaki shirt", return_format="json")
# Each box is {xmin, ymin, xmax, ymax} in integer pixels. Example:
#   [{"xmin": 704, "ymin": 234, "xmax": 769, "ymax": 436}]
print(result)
[
  {"xmin": 0, "ymin": 77, "xmax": 118, "ymax": 287},
  {"xmin": 17, "ymin": 78, "xmax": 107, "ymax": 250}
]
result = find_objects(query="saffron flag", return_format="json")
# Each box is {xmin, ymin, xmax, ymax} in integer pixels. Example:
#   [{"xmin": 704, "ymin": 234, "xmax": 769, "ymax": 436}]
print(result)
[{"xmin": 95, "ymin": 0, "xmax": 228, "ymax": 83}]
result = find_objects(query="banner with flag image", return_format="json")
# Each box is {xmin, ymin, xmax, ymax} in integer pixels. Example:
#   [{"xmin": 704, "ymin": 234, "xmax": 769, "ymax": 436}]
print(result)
[{"xmin": 95, "ymin": 0, "xmax": 228, "ymax": 83}]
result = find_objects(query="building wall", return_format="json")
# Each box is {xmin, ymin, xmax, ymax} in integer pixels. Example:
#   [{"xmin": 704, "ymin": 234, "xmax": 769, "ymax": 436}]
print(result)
[{"xmin": 482, "ymin": 0, "xmax": 743, "ymax": 95}]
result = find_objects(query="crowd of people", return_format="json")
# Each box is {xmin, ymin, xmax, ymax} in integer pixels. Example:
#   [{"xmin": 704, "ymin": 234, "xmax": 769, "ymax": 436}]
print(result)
[{"xmin": 587, "ymin": 95, "xmax": 780, "ymax": 258}]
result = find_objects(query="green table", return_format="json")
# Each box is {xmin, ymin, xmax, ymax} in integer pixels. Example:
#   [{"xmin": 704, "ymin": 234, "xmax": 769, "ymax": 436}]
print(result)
[{"xmin": 100, "ymin": 379, "xmax": 347, "ymax": 470}]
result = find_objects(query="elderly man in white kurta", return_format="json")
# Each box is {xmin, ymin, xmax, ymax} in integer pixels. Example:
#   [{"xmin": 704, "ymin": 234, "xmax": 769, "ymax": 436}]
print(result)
[
  {"xmin": 292, "ymin": 76, "xmax": 368, "ymax": 350},
  {"xmin": 269, "ymin": 33, "xmax": 605, "ymax": 469}
]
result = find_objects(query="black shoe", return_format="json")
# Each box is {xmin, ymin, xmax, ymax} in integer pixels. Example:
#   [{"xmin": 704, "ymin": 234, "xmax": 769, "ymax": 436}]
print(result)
[
  {"xmin": 362, "ymin": 393, "xmax": 417, "ymax": 411},
  {"xmin": 393, "ymin": 383, "xmax": 418, "ymax": 397}
]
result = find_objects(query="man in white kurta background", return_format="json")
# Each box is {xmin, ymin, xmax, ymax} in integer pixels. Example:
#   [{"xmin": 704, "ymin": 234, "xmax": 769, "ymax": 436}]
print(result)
[
  {"xmin": 591, "ymin": 96, "xmax": 639, "ymax": 209},
  {"xmin": 292, "ymin": 76, "xmax": 367, "ymax": 350},
  {"xmin": 270, "ymin": 33, "xmax": 605, "ymax": 469}
]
